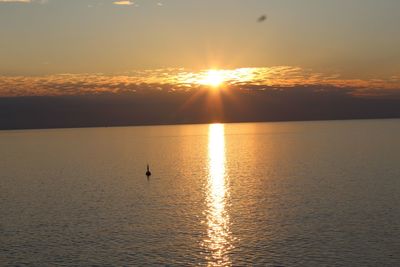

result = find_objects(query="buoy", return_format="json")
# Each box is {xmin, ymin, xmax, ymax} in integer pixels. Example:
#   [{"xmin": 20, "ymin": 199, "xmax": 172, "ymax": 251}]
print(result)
[{"xmin": 146, "ymin": 164, "xmax": 152, "ymax": 177}]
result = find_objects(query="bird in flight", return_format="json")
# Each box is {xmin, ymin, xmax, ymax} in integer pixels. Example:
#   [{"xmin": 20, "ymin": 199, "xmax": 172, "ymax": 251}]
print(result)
[{"xmin": 257, "ymin": 14, "xmax": 267, "ymax": 23}]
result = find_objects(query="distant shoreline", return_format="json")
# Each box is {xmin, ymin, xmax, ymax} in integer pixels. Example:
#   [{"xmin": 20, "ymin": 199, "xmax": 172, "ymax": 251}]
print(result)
[{"xmin": 1, "ymin": 117, "xmax": 399, "ymax": 132}]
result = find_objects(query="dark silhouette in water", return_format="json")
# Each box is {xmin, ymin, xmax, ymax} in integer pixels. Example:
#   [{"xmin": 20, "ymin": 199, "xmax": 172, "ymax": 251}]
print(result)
[{"xmin": 146, "ymin": 164, "xmax": 152, "ymax": 178}]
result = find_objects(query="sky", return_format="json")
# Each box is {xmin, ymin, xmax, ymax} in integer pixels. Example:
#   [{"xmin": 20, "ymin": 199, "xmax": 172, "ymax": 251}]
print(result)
[
  {"xmin": 1, "ymin": 0, "xmax": 400, "ymax": 77},
  {"xmin": 0, "ymin": 0, "xmax": 400, "ymax": 129}
]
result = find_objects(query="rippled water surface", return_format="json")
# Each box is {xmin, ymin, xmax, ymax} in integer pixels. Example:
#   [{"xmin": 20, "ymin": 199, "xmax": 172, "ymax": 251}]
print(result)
[{"xmin": 1, "ymin": 119, "xmax": 400, "ymax": 266}]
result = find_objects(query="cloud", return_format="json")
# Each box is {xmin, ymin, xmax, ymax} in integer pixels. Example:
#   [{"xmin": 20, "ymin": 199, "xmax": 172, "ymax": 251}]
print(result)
[
  {"xmin": 113, "ymin": 0, "xmax": 134, "ymax": 5},
  {"xmin": 0, "ymin": 0, "xmax": 31, "ymax": 2},
  {"xmin": 0, "ymin": 66, "xmax": 399, "ymax": 98},
  {"xmin": 0, "ymin": 0, "xmax": 48, "ymax": 3},
  {"xmin": 1, "ymin": 82, "xmax": 400, "ymax": 130},
  {"xmin": 1, "ymin": 67, "xmax": 399, "ymax": 130}
]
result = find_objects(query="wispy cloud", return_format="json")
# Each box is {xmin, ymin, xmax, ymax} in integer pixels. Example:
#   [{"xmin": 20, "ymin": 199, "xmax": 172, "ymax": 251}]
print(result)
[
  {"xmin": 0, "ymin": 0, "xmax": 31, "ymax": 2},
  {"xmin": 113, "ymin": 0, "xmax": 134, "ymax": 5},
  {"xmin": 0, "ymin": 0, "xmax": 48, "ymax": 3}
]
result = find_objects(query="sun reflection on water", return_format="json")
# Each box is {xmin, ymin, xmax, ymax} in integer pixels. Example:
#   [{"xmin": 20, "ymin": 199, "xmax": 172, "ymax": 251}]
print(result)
[{"xmin": 203, "ymin": 124, "xmax": 234, "ymax": 266}]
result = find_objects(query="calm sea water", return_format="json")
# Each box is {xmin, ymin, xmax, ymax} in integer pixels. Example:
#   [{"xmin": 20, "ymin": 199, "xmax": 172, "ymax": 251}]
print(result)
[{"xmin": 1, "ymin": 119, "xmax": 400, "ymax": 266}]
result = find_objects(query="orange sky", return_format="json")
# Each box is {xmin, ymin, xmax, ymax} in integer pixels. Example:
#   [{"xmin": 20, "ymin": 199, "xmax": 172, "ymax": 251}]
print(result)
[{"xmin": 1, "ymin": 0, "xmax": 399, "ymax": 98}]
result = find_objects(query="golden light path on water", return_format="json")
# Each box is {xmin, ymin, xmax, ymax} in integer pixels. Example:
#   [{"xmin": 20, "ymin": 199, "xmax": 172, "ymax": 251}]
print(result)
[{"xmin": 203, "ymin": 124, "xmax": 234, "ymax": 266}]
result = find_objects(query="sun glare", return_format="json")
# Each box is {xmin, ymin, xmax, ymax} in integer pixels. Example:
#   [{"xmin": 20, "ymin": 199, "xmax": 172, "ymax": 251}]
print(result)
[
  {"xmin": 175, "ymin": 67, "xmax": 257, "ymax": 89},
  {"xmin": 200, "ymin": 69, "xmax": 226, "ymax": 88}
]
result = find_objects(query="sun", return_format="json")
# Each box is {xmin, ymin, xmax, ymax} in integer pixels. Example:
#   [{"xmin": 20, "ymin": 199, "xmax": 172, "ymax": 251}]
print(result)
[{"xmin": 200, "ymin": 69, "xmax": 226, "ymax": 88}]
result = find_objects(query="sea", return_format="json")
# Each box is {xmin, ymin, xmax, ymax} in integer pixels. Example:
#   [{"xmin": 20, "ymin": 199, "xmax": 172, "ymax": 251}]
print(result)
[{"xmin": 1, "ymin": 119, "xmax": 399, "ymax": 266}]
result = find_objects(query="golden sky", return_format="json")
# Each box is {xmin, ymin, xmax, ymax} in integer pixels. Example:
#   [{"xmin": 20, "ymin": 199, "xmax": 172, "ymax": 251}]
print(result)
[{"xmin": 1, "ymin": 0, "xmax": 400, "ymax": 97}]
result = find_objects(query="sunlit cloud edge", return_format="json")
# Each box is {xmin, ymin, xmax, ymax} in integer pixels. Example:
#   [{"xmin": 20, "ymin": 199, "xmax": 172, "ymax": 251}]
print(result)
[{"xmin": 0, "ymin": 66, "xmax": 399, "ymax": 98}]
